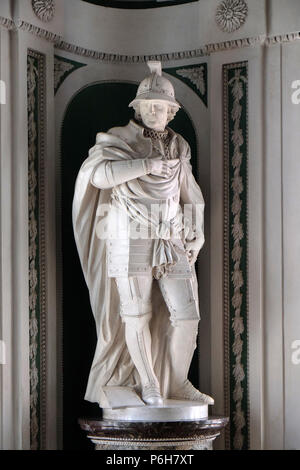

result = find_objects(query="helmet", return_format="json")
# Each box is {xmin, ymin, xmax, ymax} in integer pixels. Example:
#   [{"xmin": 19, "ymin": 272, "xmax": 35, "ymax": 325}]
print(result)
[{"xmin": 129, "ymin": 61, "xmax": 181, "ymax": 108}]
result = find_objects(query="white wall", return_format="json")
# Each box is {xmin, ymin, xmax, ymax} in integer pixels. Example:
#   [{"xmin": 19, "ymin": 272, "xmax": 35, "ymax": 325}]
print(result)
[
  {"xmin": 62, "ymin": 0, "xmax": 267, "ymax": 56},
  {"xmin": 281, "ymin": 41, "xmax": 300, "ymax": 450}
]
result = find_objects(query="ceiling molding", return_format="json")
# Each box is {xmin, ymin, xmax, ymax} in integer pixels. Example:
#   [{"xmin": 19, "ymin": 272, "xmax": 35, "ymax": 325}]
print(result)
[{"xmin": 1, "ymin": 16, "xmax": 300, "ymax": 62}]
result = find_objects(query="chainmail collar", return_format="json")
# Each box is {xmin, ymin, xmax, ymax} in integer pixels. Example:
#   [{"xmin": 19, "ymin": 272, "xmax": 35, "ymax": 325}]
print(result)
[
  {"xmin": 133, "ymin": 118, "xmax": 169, "ymax": 140},
  {"xmin": 143, "ymin": 127, "xmax": 169, "ymax": 141}
]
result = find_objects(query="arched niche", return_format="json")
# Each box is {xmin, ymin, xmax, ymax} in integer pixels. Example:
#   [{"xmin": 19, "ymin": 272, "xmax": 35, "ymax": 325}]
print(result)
[{"xmin": 61, "ymin": 81, "xmax": 199, "ymax": 449}]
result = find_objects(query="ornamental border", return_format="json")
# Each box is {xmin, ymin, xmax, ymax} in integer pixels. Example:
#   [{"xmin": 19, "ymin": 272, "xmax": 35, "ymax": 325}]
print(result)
[
  {"xmin": 27, "ymin": 49, "xmax": 47, "ymax": 450},
  {"xmin": 2, "ymin": 15, "xmax": 300, "ymax": 62},
  {"xmin": 223, "ymin": 61, "xmax": 249, "ymax": 450}
]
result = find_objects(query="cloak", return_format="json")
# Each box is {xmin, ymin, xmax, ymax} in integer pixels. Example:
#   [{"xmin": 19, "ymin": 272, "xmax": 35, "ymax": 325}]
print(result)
[{"xmin": 72, "ymin": 120, "xmax": 203, "ymax": 406}]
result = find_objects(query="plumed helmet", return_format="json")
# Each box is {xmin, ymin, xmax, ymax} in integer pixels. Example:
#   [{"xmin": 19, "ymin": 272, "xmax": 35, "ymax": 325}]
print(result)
[{"xmin": 129, "ymin": 61, "xmax": 181, "ymax": 108}]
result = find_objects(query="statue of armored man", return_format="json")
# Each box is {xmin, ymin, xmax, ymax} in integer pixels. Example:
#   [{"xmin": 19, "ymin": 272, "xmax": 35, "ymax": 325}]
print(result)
[{"xmin": 73, "ymin": 61, "xmax": 214, "ymax": 412}]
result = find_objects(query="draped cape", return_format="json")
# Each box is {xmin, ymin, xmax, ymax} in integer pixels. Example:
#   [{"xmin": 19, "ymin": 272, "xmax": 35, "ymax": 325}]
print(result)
[{"xmin": 72, "ymin": 127, "xmax": 199, "ymax": 406}]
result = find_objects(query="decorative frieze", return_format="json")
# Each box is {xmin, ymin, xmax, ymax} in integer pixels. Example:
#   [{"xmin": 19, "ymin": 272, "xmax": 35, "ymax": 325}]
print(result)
[
  {"xmin": 27, "ymin": 49, "xmax": 47, "ymax": 451},
  {"xmin": 265, "ymin": 31, "xmax": 300, "ymax": 46},
  {"xmin": 16, "ymin": 19, "xmax": 62, "ymax": 44},
  {"xmin": 0, "ymin": 16, "xmax": 14, "ymax": 30},
  {"xmin": 223, "ymin": 61, "xmax": 249, "ymax": 450},
  {"xmin": 2, "ymin": 15, "xmax": 300, "ymax": 62},
  {"xmin": 56, "ymin": 40, "xmax": 208, "ymax": 62}
]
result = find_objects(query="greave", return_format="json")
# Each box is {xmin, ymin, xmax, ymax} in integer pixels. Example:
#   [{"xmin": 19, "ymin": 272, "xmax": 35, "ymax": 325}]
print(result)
[
  {"xmin": 168, "ymin": 319, "xmax": 199, "ymax": 390},
  {"xmin": 168, "ymin": 319, "xmax": 214, "ymax": 404},
  {"xmin": 122, "ymin": 313, "xmax": 159, "ymax": 389}
]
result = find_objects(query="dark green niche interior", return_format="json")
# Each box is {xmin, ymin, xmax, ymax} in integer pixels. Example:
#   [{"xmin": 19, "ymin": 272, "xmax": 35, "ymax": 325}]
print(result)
[
  {"xmin": 61, "ymin": 82, "xmax": 198, "ymax": 449},
  {"xmin": 82, "ymin": 0, "xmax": 198, "ymax": 9}
]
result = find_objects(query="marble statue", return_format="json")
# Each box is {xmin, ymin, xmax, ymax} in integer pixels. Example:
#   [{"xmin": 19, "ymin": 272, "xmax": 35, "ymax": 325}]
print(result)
[{"xmin": 73, "ymin": 61, "xmax": 214, "ymax": 412}]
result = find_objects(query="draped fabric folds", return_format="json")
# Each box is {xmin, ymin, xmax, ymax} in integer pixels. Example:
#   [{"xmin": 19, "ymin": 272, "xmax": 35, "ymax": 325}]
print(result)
[{"xmin": 72, "ymin": 125, "xmax": 201, "ymax": 406}]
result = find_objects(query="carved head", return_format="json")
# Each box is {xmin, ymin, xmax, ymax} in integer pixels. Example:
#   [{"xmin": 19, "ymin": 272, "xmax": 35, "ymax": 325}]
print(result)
[
  {"xmin": 132, "ymin": 100, "xmax": 179, "ymax": 131},
  {"xmin": 129, "ymin": 61, "xmax": 180, "ymax": 130}
]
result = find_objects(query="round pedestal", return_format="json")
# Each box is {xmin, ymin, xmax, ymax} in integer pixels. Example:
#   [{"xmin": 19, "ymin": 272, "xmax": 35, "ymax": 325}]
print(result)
[
  {"xmin": 103, "ymin": 399, "xmax": 208, "ymax": 422},
  {"xmin": 79, "ymin": 416, "xmax": 229, "ymax": 450}
]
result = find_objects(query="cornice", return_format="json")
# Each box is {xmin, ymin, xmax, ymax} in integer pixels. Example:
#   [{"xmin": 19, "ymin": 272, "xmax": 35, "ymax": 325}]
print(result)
[
  {"xmin": 56, "ymin": 35, "xmax": 266, "ymax": 62},
  {"xmin": 265, "ymin": 31, "xmax": 300, "ymax": 46},
  {"xmin": 0, "ymin": 16, "xmax": 15, "ymax": 30},
  {"xmin": 15, "ymin": 19, "xmax": 62, "ymax": 43},
  {"xmin": 204, "ymin": 34, "xmax": 265, "ymax": 54},
  {"xmin": 56, "ymin": 40, "xmax": 207, "ymax": 62},
  {"xmin": 1, "ymin": 16, "xmax": 300, "ymax": 61}
]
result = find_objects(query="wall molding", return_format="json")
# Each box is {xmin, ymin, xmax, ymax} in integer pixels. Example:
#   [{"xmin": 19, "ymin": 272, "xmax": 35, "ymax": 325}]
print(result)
[
  {"xmin": 27, "ymin": 48, "xmax": 47, "ymax": 451},
  {"xmin": 265, "ymin": 31, "xmax": 300, "ymax": 46},
  {"xmin": 1, "ymin": 15, "xmax": 300, "ymax": 62},
  {"xmin": 56, "ymin": 40, "xmax": 208, "ymax": 62},
  {"xmin": 223, "ymin": 61, "xmax": 249, "ymax": 450},
  {"xmin": 56, "ymin": 36, "xmax": 266, "ymax": 62},
  {"xmin": 0, "ymin": 16, "xmax": 14, "ymax": 30},
  {"xmin": 16, "ymin": 19, "xmax": 62, "ymax": 43}
]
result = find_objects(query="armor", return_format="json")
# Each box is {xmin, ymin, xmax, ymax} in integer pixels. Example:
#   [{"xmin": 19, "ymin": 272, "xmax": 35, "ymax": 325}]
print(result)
[
  {"xmin": 129, "ymin": 61, "xmax": 181, "ymax": 108},
  {"xmin": 91, "ymin": 119, "xmax": 204, "ymax": 280}
]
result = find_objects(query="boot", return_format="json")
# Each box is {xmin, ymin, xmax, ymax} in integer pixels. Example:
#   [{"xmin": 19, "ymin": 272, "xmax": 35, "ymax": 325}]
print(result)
[
  {"xmin": 123, "ymin": 313, "xmax": 163, "ymax": 406},
  {"xmin": 168, "ymin": 319, "xmax": 214, "ymax": 405}
]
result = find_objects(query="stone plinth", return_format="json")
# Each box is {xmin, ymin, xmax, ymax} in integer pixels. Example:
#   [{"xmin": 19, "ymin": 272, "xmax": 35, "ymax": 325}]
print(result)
[{"xmin": 79, "ymin": 416, "xmax": 229, "ymax": 450}]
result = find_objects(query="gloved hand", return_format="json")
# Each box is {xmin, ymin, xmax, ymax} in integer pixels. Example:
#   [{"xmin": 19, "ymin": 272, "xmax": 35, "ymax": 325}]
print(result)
[
  {"xmin": 147, "ymin": 158, "xmax": 174, "ymax": 178},
  {"xmin": 185, "ymin": 235, "xmax": 204, "ymax": 265}
]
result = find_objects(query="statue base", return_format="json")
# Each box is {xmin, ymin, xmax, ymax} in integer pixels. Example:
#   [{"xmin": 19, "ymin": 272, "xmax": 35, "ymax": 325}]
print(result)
[
  {"xmin": 102, "ymin": 399, "xmax": 208, "ymax": 422},
  {"xmin": 79, "ymin": 416, "xmax": 229, "ymax": 451}
]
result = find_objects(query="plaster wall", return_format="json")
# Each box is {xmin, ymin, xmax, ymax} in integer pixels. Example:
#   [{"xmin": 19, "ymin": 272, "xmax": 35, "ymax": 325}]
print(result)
[{"xmin": 62, "ymin": 0, "xmax": 267, "ymax": 55}]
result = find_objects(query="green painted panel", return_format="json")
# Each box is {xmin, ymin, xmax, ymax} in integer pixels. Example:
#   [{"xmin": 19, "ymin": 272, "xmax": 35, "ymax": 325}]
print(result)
[
  {"xmin": 223, "ymin": 62, "xmax": 249, "ymax": 450},
  {"xmin": 165, "ymin": 63, "xmax": 208, "ymax": 107}
]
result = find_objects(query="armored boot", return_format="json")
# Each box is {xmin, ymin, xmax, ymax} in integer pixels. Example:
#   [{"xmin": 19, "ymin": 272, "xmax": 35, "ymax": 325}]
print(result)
[
  {"xmin": 168, "ymin": 319, "xmax": 214, "ymax": 405},
  {"xmin": 123, "ymin": 313, "xmax": 163, "ymax": 406}
]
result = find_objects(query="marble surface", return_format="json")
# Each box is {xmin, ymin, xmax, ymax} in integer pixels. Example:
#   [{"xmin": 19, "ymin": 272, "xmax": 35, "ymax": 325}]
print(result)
[
  {"xmin": 73, "ymin": 61, "xmax": 212, "ymax": 409},
  {"xmin": 79, "ymin": 415, "xmax": 229, "ymax": 450},
  {"xmin": 102, "ymin": 399, "xmax": 208, "ymax": 422}
]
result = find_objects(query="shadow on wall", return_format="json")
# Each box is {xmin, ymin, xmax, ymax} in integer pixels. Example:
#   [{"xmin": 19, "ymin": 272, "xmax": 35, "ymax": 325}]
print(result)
[{"xmin": 60, "ymin": 82, "xmax": 198, "ymax": 450}]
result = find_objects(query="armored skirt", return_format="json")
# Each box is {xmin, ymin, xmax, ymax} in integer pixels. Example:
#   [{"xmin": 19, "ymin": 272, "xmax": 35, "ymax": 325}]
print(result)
[{"xmin": 106, "ymin": 200, "xmax": 193, "ymax": 280}]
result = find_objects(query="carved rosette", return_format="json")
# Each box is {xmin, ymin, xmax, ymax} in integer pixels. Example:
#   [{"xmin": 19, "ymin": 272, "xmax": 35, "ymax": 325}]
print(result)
[
  {"xmin": 31, "ymin": 0, "xmax": 55, "ymax": 23},
  {"xmin": 216, "ymin": 0, "xmax": 248, "ymax": 33}
]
